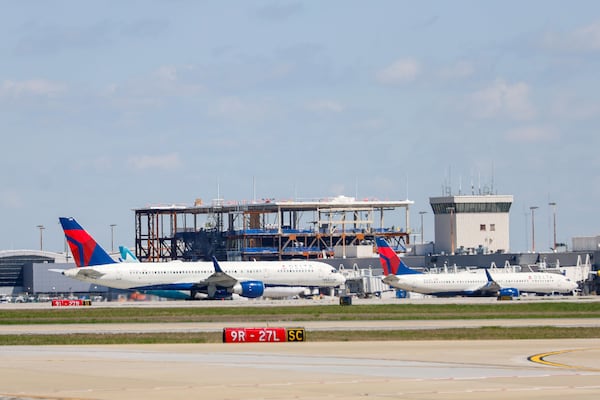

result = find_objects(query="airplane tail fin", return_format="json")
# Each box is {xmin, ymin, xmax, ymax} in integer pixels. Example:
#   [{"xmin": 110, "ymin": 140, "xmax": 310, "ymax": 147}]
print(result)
[
  {"xmin": 119, "ymin": 245, "xmax": 139, "ymax": 263},
  {"xmin": 375, "ymin": 237, "xmax": 421, "ymax": 275},
  {"xmin": 59, "ymin": 217, "xmax": 116, "ymax": 267}
]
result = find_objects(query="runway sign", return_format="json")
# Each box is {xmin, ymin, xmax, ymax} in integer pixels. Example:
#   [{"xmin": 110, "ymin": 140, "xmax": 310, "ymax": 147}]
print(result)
[
  {"xmin": 286, "ymin": 328, "xmax": 305, "ymax": 342},
  {"xmin": 51, "ymin": 299, "xmax": 92, "ymax": 307},
  {"xmin": 223, "ymin": 327, "xmax": 305, "ymax": 343}
]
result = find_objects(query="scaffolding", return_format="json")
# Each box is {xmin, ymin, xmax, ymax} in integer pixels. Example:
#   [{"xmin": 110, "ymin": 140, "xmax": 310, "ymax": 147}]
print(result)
[{"xmin": 134, "ymin": 196, "xmax": 414, "ymax": 262}]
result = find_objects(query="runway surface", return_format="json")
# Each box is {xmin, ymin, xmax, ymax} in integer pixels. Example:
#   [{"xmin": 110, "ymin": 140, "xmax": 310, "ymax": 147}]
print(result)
[
  {"xmin": 1, "ymin": 340, "xmax": 599, "ymax": 399},
  {"xmin": 1, "ymin": 297, "xmax": 599, "ymax": 399},
  {"xmin": 1, "ymin": 318, "xmax": 600, "ymax": 335}
]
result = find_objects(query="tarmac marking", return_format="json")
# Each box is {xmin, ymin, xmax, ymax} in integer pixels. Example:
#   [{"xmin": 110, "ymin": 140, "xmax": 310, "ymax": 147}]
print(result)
[{"xmin": 528, "ymin": 348, "xmax": 600, "ymax": 371}]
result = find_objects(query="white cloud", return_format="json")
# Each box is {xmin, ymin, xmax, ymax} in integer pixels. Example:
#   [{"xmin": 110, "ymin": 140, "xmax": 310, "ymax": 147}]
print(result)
[
  {"xmin": 102, "ymin": 65, "xmax": 203, "ymax": 111},
  {"xmin": 306, "ymin": 99, "xmax": 344, "ymax": 113},
  {"xmin": 0, "ymin": 189, "xmax": 23, "ymax": 209},
  {"xmin": 150, "ymin": 65, "xmax": 203, "ymax": 96},
  {"xmin": 505, "ymin": 125, "xmax": 559, "ymax": 143},
  {"xmin": 0, "ymin": 79, "xmax": 66, "ymax": 98},
  {"xmin": 155, "ymin": 65, "xmax": 178, "ymax": 82},
  {"xmin": 128, "ymin": 153, "xmax": 182, "ymax": 171},
  {"xmin": 209, "ymin": 96, "xmax": 271, "ymax": 122},
  {"xmin": 91, "ymin": 156, "xmax": 113, "ymax": 171},
  {"xmin": 270, "ymin": 62, "xmax": 295, "ymax": 79},
  {"xmin": 438, "ymin": 61, "xmax": 474, "ymax": 80},
  {"xmin": 213, "ymin": 97, "xmax": 246, "ymax": 116},
  {"xmin": 354, "ymin": 118, "xmax": 384, "ymax": 131},
  {"xmin": 470, "ymin": 79, "xmax": 536, "ymax": 120},
  {"xmin": 551, "ymin": 95, "xmax": 600, "ymax": 121},
  {"xmin": 376, "ymin": 58, "xmax": 420, "ymax": 84},
  {"xmin": 542, "ymin": 20, "xmax": 600, "ymax": 52}
]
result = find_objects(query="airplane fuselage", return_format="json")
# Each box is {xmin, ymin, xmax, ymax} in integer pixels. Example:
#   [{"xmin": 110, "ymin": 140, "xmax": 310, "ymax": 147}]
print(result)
[{"xmin": 63, "ymin": 259, "xmax": 345, "ymax": 292}]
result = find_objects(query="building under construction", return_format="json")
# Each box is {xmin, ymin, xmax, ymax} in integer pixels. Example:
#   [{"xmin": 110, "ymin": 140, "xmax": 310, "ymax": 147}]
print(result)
[{"xmin": 134, "ymin": 196, "xmax": 413, "ymax": 262}]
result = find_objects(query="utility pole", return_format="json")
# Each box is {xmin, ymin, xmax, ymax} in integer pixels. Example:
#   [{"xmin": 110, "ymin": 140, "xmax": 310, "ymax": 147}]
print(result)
[
  {"xmin": 548, "ymin": 202, "xmax": 557, "ymax": 251},
  {"xmin": 110, "ymin": 224, "xmax": 117, "ymax": 253},
  {"xmin": 419, "ymin": 211, "xmax": 427, "ymax": 244},
  {"xmin": 530, "ymin": 206, "xmax": 539, "ymax": 253},
  {"xmin": 36, "ymin": 225, "xmax": 45, "ymax": 251}
]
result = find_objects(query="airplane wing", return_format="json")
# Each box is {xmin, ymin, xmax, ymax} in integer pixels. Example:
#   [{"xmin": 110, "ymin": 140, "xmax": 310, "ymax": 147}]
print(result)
[
  {"xmin": 189, "ymin": 257, "xmax": 264, "ymax": 299},
  {"xmin": 74, "ymin": 268, "xmax": 106, "ymax": 280},
  {"xmin": 470, "ymin": 269, "xmax": 501, "ymax": 295},
  {"xmin": 382, "ymin": 274, "xmax": 400, "ymax": 287},
  {"xmin": 198, "ymin": 257, "xmax": 239, "ymax": 288},
  {"xmin": 50, "ymin": 267, "xmax": 105, "ymax": 280}
]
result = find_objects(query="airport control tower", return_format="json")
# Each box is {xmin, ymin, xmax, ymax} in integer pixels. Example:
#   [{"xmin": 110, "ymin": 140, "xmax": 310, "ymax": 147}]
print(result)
[{"xmin": 430, "ymin": 194, "xmax": 513, "ymax": 255}]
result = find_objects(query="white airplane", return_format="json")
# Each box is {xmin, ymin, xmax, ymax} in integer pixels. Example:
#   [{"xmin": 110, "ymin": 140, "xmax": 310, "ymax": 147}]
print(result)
[
  {"xmin": 376, "ymin": 237, "xmax": 578, "ymax": 297},
  {"xmin": 59, "ymin": 217, "xmax": 345, "ymax": 300}
]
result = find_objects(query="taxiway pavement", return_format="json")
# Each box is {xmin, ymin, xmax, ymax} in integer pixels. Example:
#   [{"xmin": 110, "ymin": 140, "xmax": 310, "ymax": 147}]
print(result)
[{"xmin": 1, "ymin": 340, "xmax": 599, "ymax": 399}]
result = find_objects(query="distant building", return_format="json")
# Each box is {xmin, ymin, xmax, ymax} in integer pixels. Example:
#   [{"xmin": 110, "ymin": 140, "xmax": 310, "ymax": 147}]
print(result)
[
  {"xmin": 0, "ymin": 250, "xmax": 66, "ymax": 294},
  {"xmin": 430, "ymin": 195, "xmax": 513, "ymax": 254},
  {"xmin": 572, "ymin": 236, "xmax": 600, "ymax": 252}
]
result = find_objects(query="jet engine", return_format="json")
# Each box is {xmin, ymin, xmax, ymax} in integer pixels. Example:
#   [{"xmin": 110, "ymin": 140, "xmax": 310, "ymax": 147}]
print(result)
[
  {"xmin": 498, "ymin": 287, "xmax": 520, "ymax": 297},
  {"xmin": 231, "ymin": 281, "xmax": 265, "ymax": 298}
]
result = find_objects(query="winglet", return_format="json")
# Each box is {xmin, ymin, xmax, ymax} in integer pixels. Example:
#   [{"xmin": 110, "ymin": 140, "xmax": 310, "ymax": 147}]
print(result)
[
  {"xmin": 375, "ymin": 237, "xmax": 421, "ymax": 275},
  {"xmin": 211, "ymin": 256, "xmax": 224, "ymax": 273},
  {"xmin": 481, "ymin": 268, "xmax": 501, "ymax": 294},
  {"xmin": 59, "ymin": 217, "xmax": 116, "ymax": 267},
  {"xmin": 484, "ymin": 268, "xmax": 494, "ymax": 282}
]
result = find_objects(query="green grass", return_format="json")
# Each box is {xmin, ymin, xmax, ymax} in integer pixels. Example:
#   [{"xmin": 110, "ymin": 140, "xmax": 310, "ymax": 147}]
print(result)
[
  {"xmin": 1, "ymin": 302, "xmax": 599, "ymax": 325},
  {"xmin": 0, "ymin": 327, "xmax": 598, "ymax": 345},
  {"xmin": 1, "ymin": 302, "xmax": 599, "ymax": 345}
]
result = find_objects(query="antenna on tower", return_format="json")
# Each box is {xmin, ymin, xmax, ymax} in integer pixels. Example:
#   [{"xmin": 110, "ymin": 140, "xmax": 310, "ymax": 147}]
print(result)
[{"xmin": 491, "ymin": 161, "xmax": 495, "ymax": 194}]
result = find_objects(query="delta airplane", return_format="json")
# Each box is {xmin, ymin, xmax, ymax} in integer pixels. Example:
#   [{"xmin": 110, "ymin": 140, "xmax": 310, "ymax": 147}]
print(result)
[
  {"xmin": 376, "ymin": 237, "xmax": 578, "ymax": 297},
  {"xmin": 58, "ymin": 217, "xmax": 345, "ymax": 300}
]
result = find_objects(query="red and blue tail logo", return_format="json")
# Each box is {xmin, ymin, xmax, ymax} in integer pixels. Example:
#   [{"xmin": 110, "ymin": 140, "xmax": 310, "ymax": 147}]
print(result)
[
  {"xmin": 375, "ymin": 237, "xmax": 421, "ymax": 275},
  {"xmin": 59, "ymin": 217, "xmax": 116, "ymax": 267}
]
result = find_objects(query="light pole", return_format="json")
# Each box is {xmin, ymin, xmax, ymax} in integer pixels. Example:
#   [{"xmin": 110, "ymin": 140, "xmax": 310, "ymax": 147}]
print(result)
[
  {"xmin": 530, "ymin": 206, "xmax": 539, "ymax": 253},
  {"xmin": 548, "ymin": 202, "xmax": 557, "ymax": 252},
  {"xmin": 110, "ymin": 224, "xmax": 117, "ymax": 253},
  {"xmin": 36, "ymin": 225, "xmax": 45, "ymax": 251},
  {"xmin": 419, "ymin": 211, "xmax": 427, "ymax": 244}
]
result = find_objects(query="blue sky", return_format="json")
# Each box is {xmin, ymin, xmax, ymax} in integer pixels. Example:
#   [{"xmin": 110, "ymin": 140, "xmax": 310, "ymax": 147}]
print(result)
[{"xmin": 2, "ymin": 0, "xmax": 600, "ymax": 253}]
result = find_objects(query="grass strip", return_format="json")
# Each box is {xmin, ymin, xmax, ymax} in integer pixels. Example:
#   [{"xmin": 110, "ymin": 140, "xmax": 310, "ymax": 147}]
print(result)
[
  {"xmin": 0, "ymin": 327, "xmax": 598, "ymax": 345},
  {"xmin": 1, "ymin": 302, "xmax": 600, "ymax": 324}
]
